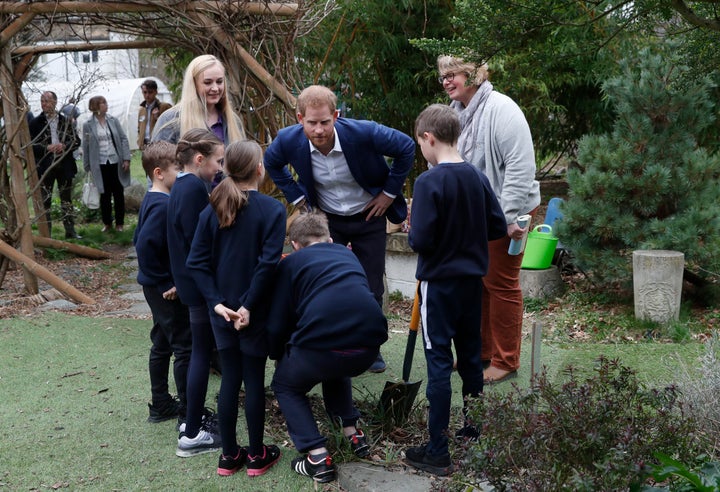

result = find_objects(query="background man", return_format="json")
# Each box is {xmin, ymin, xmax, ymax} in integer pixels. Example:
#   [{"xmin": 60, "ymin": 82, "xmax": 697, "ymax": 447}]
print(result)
[
  {"xmin": 137, "ymin": 79, "xmax": 171, "ymax": 150},
  {"xmin": 29, "ymin": 91, "xmax": 81, "ymax": 239}
]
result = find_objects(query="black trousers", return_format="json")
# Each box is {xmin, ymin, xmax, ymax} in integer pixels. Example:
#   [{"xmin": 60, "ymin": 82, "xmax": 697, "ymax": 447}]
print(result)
[
  {"xmin": 39, "ymin": 165, "xmax": 75, "ymax": 235},
  {"xmin": 143, "ymin": 285, "xmax": 191, "ymax": 416},
  {"xmin": 99, "ymin": 163, "xmax": 125, "ymax": 227},
  {"xmin": 326, "ymin": 213, "xmax": 386, "ymax": 306}
]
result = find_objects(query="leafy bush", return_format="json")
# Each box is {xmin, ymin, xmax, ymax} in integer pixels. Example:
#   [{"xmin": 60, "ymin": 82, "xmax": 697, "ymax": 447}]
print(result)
[
  {"xmin": 463, "ymin": 357, "xmax": 699, "ymax": 491},
  {"xmin": 642, "ymin": 453, "xmax": 720, "ymax": 491},
  {"xmin": 675, "ymin": 332, "xmax": 720, "ymax": 455}
]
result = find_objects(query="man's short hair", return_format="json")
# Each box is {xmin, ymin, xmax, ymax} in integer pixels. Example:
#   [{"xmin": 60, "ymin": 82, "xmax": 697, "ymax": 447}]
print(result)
[
  {"xmin": 141, "ymin": 141, "xmax": 177, "ymax": 179},
  {"xmin": 288, "ymin": 209, "xmax": 330, "ymax": 247},
  {"xmin": 297, "ymin": 85, "xmax": 337, "ymax": 116},
  {"xmin": 141, "ymin": 79, "xmax": 158, "ymax": 91},
  {"xmin": 415, "ymin": 104, "xmax": 461, "ymax": 145}
]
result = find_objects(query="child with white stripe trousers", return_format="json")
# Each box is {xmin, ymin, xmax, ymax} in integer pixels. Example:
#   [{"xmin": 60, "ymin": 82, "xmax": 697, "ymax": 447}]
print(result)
[
  {"xmin": 268, "ymin": 210, "xmax": 388, "ymax": 483},
  {"xmin": 406, "ymin": 104, "xmax": 506, "ymax": 476},
  {"xmin": 186, "ymin": 140, "xmax": 286, "ymax": 477}
]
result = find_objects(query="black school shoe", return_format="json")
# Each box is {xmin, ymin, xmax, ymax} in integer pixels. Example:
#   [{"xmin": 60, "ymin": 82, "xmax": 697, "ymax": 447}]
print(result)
[
  {"xmin": 291, "ymin": 453, "xmax": 337, "ymax": 483},
  {"xmin": 404, "ymin": 444, "xmax": 454, "ymax": 476},
  {"xmin": 454, "ymin": 424, "xmax": 480, "ymax": 441},
  {"xmin": 147, "ymin": 398, "xmax": 179, "ymax": 423}
]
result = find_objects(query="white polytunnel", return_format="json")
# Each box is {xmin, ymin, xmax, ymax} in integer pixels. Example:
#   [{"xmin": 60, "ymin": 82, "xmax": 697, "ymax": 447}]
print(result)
[{"xmin": 23, "ymin": 77, "xmax": 174, "ymax": 151}]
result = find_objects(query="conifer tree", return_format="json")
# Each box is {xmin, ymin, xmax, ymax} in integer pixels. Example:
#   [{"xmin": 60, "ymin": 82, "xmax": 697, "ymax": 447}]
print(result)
[{"xmin": 560, "ymin": 44, "xmax": 720, "ymax": 291}]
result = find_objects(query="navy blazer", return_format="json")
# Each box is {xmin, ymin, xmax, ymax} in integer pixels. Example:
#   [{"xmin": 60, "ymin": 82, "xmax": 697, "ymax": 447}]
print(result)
[{"xmin": 264, "ymin": 117, "xmax": 415, "ymax": 224}]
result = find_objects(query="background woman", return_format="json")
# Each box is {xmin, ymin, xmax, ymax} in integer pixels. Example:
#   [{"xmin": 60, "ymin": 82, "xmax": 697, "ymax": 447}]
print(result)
[
  {"xmin": 437, "ymin": 55, "xmax": 541, "ymax": 384},
  {"xmin": 82, "ymin": 95, "xmax": 132, "ymax": 232},
  {"xmin": 152, "ymin": 54, "xmax": 245, "ymax": 146}
]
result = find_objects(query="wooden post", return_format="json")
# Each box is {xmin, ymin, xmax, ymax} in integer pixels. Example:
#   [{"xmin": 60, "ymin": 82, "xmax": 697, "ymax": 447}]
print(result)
[
  {"xmin": 0, "ymin": 238, "xmax": 95, "ymax": 305},
  {"xmin": 1, "ymin": 47, "xmax": 38, "ymax": 293},
  {"xmin": 530, "ymin": 321, "xmax": 542, "ymax": 383}
]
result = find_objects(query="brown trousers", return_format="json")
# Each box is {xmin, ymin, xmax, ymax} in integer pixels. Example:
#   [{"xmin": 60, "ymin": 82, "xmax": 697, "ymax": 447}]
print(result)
[{"xmin": 481, "ymin": 210, "xmax": 537, "ymax": 371}]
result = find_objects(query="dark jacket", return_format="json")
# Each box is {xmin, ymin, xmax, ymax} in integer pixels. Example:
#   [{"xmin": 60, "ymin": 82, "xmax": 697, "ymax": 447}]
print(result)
[
  {"xmin": 264, "ymin": 117, "xmax": 415, "ymax": 224},
  {"xmin": 409, "ymin": 161, "xmax": 507, "ymax": 280},
  {"xmin": 267, "ymin": 242, "xmax": 388, "ymax": 360},
  {"xmin": 186, "ymin": 191, "xmax": 286, "ymax": 354},
  {"xmin": 29, "ymin": 111, "xmax": 80, "ymax": 179},
  {"xmin": 134, "ymin": 191, "xmax": 174, "ymax": 293}
]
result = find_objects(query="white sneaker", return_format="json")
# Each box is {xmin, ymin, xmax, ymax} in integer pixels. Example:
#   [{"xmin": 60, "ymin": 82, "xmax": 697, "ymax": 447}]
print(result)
[{"xmin": 176, "ymin": 429, "xmax": 222, "ymax": 457}]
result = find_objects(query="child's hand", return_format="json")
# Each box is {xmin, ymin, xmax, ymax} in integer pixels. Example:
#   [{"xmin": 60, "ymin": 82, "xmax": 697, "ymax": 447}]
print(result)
[
  {"xmin": 162, "ymin": 286, "xmax": 177, "ymax": 300},
  {"xmin": 233, "ymin": 306, "xmax": 251, "ymax": 331},
  {"xmin": 214, "ymin": 304, "xmax": 241, "ymax": 323}
]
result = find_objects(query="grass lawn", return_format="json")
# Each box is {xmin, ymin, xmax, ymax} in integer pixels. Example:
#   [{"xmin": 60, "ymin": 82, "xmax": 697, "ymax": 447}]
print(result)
[{"xmin": 0, "ymin": 309, "xmax": 705, "ymax": 490}]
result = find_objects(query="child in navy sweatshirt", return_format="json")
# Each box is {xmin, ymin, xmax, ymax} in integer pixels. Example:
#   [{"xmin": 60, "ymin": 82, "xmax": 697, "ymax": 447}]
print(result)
[
  {"xmin": 186, "ymin": 140, "xmax": 286, "ymax": 477},
  {"xmin": 268, "ymin": 210, "xmax": 388, "ymax": 484},
  {"xmin": 134, "ymin": 141, "xmax": 190, "ymax": 426},
  {"xmin": 166, "ymin": 128, "xmax": 225, "ymax": 458},
  {"xmin": 405, "ymin": 104, "xmax": 506, "ymax": 477}
]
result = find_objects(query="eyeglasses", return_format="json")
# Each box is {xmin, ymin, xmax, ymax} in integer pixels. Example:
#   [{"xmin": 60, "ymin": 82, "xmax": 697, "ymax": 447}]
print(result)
[{"xmin": 438, "ymin": 72, "xmax": 456, "ymax": 84}]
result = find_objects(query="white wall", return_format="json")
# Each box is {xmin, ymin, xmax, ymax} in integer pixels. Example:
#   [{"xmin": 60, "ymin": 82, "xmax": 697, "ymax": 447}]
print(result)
[{"xmin": 32, "ymin": 33, "xmax": 138, "ymax": 84}]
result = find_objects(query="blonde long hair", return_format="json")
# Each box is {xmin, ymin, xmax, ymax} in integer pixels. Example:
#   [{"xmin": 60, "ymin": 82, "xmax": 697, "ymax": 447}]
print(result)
[
  {"xmin": 210, "ymin": 140, "xmax": 262, "ymax": 228},
  {"xmin": 176, "ymin": 54, "xmax": 245, "ymax": 143}
]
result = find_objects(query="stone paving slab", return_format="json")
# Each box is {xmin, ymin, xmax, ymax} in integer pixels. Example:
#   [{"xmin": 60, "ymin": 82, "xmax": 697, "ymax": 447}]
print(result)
[{"xmin": 338, "ymin": 463, "xmax": 433, "ymax": 492}]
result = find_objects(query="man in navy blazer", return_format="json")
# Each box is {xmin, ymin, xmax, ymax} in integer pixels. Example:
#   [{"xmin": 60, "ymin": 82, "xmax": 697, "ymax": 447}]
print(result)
[{"xmin": 265, "ymin": 85, "xmax": 415, "ymax": 373}]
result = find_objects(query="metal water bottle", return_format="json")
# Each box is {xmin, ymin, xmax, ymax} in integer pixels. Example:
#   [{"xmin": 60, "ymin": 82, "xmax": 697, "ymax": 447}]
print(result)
[{"xmin": 507, "ymin": 214, "xmax": 532, "ymax": 255}]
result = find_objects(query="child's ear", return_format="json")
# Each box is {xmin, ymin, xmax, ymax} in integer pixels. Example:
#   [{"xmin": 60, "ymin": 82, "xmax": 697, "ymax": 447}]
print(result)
[
  {"xmin": 327, "ymin": 237, "xmax": 333, "ymax": 244},
  {"xmin": 153, "ymin": 167, "xmax": 163, "ymax": 180},
  {"xmin": 291, "ymin": 240, "xmax": 302, "ymax": 251}
]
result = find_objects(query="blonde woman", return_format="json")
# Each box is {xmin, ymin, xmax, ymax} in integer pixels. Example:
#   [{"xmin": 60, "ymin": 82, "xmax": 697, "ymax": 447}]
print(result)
[
  {"xmin": 152, "ymin": 54, "xmax": 245, "ymax": 146},
  {"xmin": 82, "ymin": 95, "xmax": 132, "ymax": 232}
]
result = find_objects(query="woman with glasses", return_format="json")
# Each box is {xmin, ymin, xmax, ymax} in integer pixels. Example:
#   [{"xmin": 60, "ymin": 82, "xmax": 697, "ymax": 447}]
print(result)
[{"xmin": 436, "ymin": 55, "xmax": 540, "ymax": 385}]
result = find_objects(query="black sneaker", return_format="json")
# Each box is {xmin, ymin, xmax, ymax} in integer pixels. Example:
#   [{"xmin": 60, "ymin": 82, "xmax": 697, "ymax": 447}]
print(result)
[
  {"xmin": 455, "ymin": 425, "xmax": 480, "ymax": 441},
  {"xmin": 218, "ymin": 448, "xmax": 248, "ymax": 476},
  {"xmin": 147, "ymin": 398, "xmax": 179, "ymax": 423},
  {"xmin": 404, "ymin": 444, "xmax": 454, "ymax": 476},
  {"xmin": 177, "ymin": 406, "xmax": 217, "ymax": 433},
  {"xmin": 366, "ymin": 353, "xmax": 387, "ymax": 373},
  {"xmin": 291, "ymin": 453, "xmax": 337, "ymax": 483},
  {"xmin": 201, "ymin": 407, "xmax": 219, "ymax": 433},
  {"xmin": 246, "ymin": 444, "xmax": 281, "ymax": 477},
  {"xmin": 348, "ymin": 430, "xmax": 370, "ymax": 458}
]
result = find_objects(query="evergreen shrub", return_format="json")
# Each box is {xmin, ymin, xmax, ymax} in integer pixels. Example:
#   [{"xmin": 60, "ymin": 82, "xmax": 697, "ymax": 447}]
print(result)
[{"xmin": 559, "ymin": 43, "xmax": 720, "ymax": 292}]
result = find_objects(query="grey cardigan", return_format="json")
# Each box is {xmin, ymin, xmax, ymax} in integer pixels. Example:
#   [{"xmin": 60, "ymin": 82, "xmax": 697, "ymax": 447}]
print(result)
[{"xmin": 82, "ymin": 114, "xmax": 132, "ymax": 194}]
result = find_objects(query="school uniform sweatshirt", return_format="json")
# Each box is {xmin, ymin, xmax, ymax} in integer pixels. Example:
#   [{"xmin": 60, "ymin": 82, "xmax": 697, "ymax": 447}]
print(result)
[
  {"xmin": 133, "ymin": 191, "xmax": 173, "ymax": 292},
  {"xmin": 186, "ymin": 191, "xmax": 286, "ymax": 313},
  {"xmin": 267, "ymin": 242, "xmax": 389, "ymax": 360},
  {"xmin": 166, "ymin": 173, "xmax": 210, "ymax": 306},
  {"xmin": 409, "ymin": 161, "xmax": 507, "ymax": 280}
]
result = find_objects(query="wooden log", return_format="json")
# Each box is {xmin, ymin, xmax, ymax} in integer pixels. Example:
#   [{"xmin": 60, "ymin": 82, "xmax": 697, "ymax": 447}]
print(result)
[
  {"xmin": 0, "ymin": 1, "xmax": 299, "ymax": 16},
  {"xmin": 13, "ymin": 39, "xmax": 175, "ymax": 56},
  {"xmin": 0, "ymin": 238, "xmax": 95, "ymax": 305},
  {"xmin": 0, "ymin": 11, "xmax": 35, "ymax": 46},
  {"xmin": 32, "ymin": 236, "xmax": 113, "ymax": 260}
]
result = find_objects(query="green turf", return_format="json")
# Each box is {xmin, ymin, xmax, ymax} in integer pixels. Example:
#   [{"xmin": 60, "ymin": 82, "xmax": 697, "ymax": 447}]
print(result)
[{"xmin": 0, "ymin": 312, "xmax": 705, "ymax": 490}]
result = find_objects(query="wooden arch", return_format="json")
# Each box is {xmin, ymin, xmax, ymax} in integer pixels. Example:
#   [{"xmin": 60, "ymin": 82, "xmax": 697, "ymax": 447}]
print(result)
[{"xmin": 0, "ymin": 0, "xmax": 327, "ymax": 299}]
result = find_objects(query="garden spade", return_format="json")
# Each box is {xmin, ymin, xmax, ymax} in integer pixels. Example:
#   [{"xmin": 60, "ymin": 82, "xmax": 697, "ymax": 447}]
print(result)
[{"xmin": 379, "ymin": 288, "xmax": 422, "ymax": 425}]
